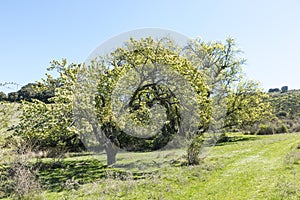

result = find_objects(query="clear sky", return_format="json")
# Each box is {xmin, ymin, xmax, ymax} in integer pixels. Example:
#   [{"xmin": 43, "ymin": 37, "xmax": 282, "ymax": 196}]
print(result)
[{"xmin": 1, "ymin": 0, "xmax": 300, "ymax": 92}]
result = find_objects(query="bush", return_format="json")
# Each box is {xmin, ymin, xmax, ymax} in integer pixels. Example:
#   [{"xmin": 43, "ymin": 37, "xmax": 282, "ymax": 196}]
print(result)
[
  {"xmin": 292, "ymin": 123, "xmax": 300, "ymax": 133},
  {"xmin": 275, "ymin": 124, "xmax": 289, "ymax": 134},
  {"xmin": 0, "ymin": 145, "xmax": 42, "ymax": 199},
  {"xmin": 256, "ymin": 125, "xmax": 274, "ymax": 135}
]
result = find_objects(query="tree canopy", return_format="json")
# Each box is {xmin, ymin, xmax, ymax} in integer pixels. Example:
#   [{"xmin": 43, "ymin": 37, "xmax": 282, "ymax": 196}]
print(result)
[{"xmin": 14, "ymin": 36, "xmax": 272, "ymax": 165}]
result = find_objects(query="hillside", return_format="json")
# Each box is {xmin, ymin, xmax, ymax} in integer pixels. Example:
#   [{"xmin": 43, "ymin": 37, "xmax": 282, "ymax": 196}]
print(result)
[
  {"xmin": 267, "ymin": 89, "xmax": 300, "ymax": 133},
  {"xmin": 269, "ymin": 89, "xmax": 300, "ymax": 118}
]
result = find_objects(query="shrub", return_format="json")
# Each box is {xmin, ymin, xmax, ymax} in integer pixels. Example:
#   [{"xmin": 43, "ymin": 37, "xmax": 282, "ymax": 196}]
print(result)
[
  {"xmin": 9, "ymin": 161, "xmax": 42, "ymax": 199},
  {"xmin": 275, "ymin": 124, "xmax": 289, "ymax": 134},
  {"xmin": 0, "ymin": 147, "xmax": 42, "ymax": 199},
  {"xmin": 285, "ymin": 151, "xmax": 300, "ymax": 165},
  {"xmin": 292, "ymin": 124, "xmax": 300, "ymax": 133},
  {"xmin": 256, "ymin": 124, "xmax": 274, "ymax": 135}
]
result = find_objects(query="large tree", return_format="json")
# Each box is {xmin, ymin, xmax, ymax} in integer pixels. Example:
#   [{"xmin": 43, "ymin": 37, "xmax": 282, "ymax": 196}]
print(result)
[
  {"xmin": 15, "ymin": 36, "xmax": 272, "ymax": 165},
  {"xmin": 74, "ymin": 37, "xmax": 210, "ymax": 165}
]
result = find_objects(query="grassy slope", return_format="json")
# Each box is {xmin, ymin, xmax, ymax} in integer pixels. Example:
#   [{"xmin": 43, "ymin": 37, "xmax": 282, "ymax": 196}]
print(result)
[
  {"xmin": 190, "ymin": 134, "xmax": 300, "ymax": 200},
  {"xmin": 269, "ymin": 90, "xmax": 300, "ymax": 117},
  {"xmin": 40, "ymin": 133, "xmax": 300, "ymax": 200}
]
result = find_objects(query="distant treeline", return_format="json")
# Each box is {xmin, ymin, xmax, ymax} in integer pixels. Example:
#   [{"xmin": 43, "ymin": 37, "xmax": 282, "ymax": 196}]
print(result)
[
  {"xmin": 268, "ymin": 86, "xmax": 288, "ymax": 93},
  {"xmin": 0, "ymin": 81, "xmax": 58, "ymax": 103}
]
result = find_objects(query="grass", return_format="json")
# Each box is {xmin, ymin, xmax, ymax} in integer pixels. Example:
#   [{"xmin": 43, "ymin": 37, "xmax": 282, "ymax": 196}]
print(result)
[
  {"xmin": 1, "ymin": 133, "xmax": 300, "ymax": 199},
  {"xmin": 35, "ymin": 149, "xmax": 186, "ymax": 192}
]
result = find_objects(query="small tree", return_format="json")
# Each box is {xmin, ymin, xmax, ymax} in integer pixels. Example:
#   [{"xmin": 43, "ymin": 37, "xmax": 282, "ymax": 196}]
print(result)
[
  {"xmin": 0, "ymin": 83, "xmax": 18, "ymax": 138},
  {"xmin": 0, "ymin": 91, "xmax": 7, "ymax": 101},
  {"xmin": 225, "ymin": 80, "xmax": 273, "ymax": 129},
  {"xmin": 15, "ymin": 60, "xmax": 84, "ymax": 154},
  {"xmin": 281, "ymin": 86, "xmax": 288, "ymax": 93},
  {"xmin": 183, "ymin": 37, "xmax": 272, "ymax": 164}
]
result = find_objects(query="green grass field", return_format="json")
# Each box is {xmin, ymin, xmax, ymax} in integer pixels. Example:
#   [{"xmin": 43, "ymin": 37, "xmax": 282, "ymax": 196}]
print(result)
[{"xmin": 1, "ymin": 133, "xmax": 298, "ymax": 199}]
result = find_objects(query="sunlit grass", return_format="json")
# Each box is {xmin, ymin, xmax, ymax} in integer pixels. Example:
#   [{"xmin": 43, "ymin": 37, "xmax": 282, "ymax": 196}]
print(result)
[
  {"xmin": 40, "ymin": 133, "xmax": 300, "ymax": 199},
  {"xmin": 1, "ymin": 133, "xmax": 300, "ymax": 199}
]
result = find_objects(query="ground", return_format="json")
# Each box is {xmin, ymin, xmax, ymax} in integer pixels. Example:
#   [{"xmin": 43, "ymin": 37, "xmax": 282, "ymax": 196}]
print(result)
[{"xmin": 1, "ymin": 133, "xmax": 300, "ymax": 199}]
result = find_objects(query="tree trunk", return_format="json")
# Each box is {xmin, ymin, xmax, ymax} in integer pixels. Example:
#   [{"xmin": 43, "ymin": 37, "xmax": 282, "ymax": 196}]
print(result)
[
  {"xmin": 187, "ymin": 135, "xmax": 204, "ymax": 165},
  {"xmin": 91, "ymin": 122, "xmax": 118, "ymax": 165},
  {"xmin": 105, "ymin": 140, "xmax": 117, "ymax": 165}
]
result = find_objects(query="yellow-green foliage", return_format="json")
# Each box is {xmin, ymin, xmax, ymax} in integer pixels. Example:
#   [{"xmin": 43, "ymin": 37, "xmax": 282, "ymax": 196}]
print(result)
[{"xmin": 270, "ymin": 90, "xmax": 300, "ymax": 118}]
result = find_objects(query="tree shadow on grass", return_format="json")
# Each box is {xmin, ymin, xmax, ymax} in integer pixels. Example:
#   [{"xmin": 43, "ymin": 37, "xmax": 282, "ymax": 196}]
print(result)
[
  {"xmin": 216, "ymin": 135, "xmax": 258, "ymax": 146},
  {"xmin": 112, "ymin": 159, "xmax": 161, "ymax": 171},
  {"xmin": 36, "ymin": 159, "xmax": 108, "ymax": 192},
  {"xmin": 35, "ymin": 158, "xmax": 153, "ymax": 192}
]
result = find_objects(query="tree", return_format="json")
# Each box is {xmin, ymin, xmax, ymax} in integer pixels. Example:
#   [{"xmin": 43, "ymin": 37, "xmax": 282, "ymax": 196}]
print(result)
[
  {"xmin": 183, "ymin": 37, "xmax": 272, "ymax": 164},
  {"xmin": 16, "ymin": 36, "xmax": 207, "ymax": 165},
  {"xmin": 268, "ymin": 88, "xmax": 280, "ymax": 93},
  {"xmin": 16, "ymin": 83, "xmax": 38, "ymax": 101},
  {"xmin": 0, "ymin": 92, "xmax": 7, "ymax": 101},
  {"xmin": 225, "ymin": 80, "xmax": 273, "ymax": 130},
  {"xmin": 6, "ymin": 82, "xmax": 56, "ymax": 103},
  {"xmin": 14, "ymin": 36, "xmax": 272, "ymax": 166},
  {"xmin": 7, "ymin": 92, "xmax": 18, "ymax": 102},
  {"xmin": 281, "ymin": 86, "xmax": 288, "ymax": 93},
  {"xmin": 75, "ymin": 37, "xmax": 210, "ymax": 165},
  {"xmin": 184, "ymin": 38, "xmax": 245, "ymax": 93},
  {"xmin": 15, "ymin": 60, "xmax": 84, "ymax": 154},
  {"xmin": 0, "ymin": 102, "xmax": 14, "ymax": 134},
  {"xmin": 0, "ymin": 83, "xmax": 18, "ymax": 141}
]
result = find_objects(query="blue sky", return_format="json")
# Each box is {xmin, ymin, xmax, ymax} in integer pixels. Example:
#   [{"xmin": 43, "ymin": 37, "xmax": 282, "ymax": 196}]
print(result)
[{"xmin": 0, "ymin": 0, "xmax": 300, "ymax": 92}]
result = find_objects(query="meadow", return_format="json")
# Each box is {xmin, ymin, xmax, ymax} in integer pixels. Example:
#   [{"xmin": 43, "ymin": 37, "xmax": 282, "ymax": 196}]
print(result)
[{"xmin": 1, "ymin": 133, "xmax": 300, "ymax": 199}]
